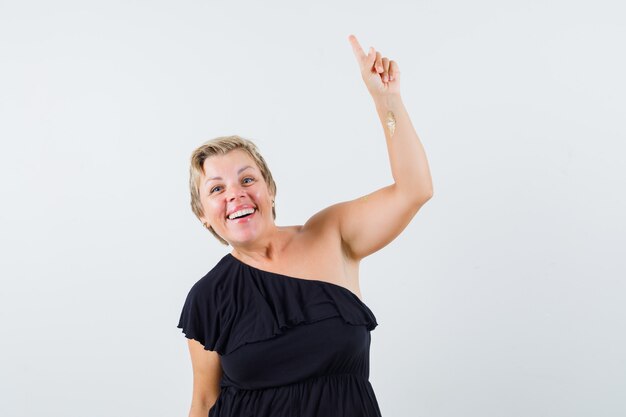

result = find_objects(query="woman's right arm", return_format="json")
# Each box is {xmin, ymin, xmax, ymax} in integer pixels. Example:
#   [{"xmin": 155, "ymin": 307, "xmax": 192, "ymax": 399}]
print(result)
[{"xmin": 186, "ymin": 339, "xmax": 222, "ymax": 417}]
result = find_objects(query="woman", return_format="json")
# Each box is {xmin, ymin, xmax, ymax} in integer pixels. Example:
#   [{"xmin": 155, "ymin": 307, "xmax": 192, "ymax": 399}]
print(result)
[{"xmin": 178, "ymin": 34, "xmax": 433, "ymax": 417}]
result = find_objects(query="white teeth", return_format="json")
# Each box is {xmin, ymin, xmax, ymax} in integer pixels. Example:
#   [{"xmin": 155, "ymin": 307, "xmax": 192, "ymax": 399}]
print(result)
[{"xmin": 228, "ymin": 208, "xmax": 255, "ymax": 220}]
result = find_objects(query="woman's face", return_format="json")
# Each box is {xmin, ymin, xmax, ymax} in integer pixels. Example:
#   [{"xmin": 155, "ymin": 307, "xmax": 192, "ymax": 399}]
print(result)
[{"xmin": 199, "ymin": 149, "xmax": 274, "ymax": 246}]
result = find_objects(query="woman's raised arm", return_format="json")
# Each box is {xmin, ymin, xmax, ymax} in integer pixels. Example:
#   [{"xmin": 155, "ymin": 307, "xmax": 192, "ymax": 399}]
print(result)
[{"xmin": 328, "ymin": 35, "xmax": 433, "ymax": 261}]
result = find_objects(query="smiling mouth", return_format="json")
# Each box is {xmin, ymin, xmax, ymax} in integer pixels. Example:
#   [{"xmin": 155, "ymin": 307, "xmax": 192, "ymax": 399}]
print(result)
[{"xmin": 226, "ymin": 208, "xmax": 257, "ymax": 221}]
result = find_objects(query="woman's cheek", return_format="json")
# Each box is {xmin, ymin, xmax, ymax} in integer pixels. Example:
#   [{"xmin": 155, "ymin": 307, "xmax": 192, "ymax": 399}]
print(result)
[{"xmin": 207, "ymin": 200, "xmax": 222, "ymax": 219}]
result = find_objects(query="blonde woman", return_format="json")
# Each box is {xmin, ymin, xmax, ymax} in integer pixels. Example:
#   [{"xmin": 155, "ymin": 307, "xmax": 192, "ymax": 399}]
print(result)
[{"xmin": 177, "ymin": 34, "xmax": 433, "ymax": 417}]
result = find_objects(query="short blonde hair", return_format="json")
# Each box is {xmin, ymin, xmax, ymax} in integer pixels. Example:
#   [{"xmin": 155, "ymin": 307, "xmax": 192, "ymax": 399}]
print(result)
[{"xmin": 189, "ymin": 135, "xmax": 277, "ymax": 246}]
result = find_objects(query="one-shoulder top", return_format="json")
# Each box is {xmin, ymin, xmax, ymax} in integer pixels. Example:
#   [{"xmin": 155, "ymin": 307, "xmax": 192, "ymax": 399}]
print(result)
[{"xmin": 177, "ymin": 252, "xmax": 382, "ymax": 417}]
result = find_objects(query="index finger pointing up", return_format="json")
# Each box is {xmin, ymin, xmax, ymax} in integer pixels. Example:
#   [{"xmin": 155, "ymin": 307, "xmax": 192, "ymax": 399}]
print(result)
[{"xmin": 348, "ymin": 34, "xmax": 368, "ymax": 63}]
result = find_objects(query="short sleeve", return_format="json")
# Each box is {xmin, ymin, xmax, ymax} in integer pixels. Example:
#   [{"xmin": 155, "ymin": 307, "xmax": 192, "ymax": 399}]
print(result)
[{"xmin": 177, "ymin": 279, "xmax": 221, "ymax": 352}]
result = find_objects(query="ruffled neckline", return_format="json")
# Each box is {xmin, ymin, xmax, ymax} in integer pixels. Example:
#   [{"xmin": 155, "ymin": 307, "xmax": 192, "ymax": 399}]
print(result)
[
  {"xmin": 178, "ymin": 253, "xmax": 379, "ymax": 355},
  {"xmin": 225, "ymin": 252, "xmax": 369, "ymax": 305}
]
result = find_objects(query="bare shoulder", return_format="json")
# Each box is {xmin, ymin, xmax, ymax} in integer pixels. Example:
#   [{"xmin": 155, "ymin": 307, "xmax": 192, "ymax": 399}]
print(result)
[
  {"xmin": 301, "ymin": 202, "xmax": 340, "ymax": 230},
  {"xmin": 294, "ymin": 203, "xmax": 361, "ymax": 288},
  {"xmin": 299, "ymin": 202, "xmax": 344, "ymax": 248},
  {"xmin": 300, "ymin": 202, "xmax": 353, "ymax": 259},
  {"xmin": 265, "ymin": 203, "xmax": 362, "ymax": 298}
]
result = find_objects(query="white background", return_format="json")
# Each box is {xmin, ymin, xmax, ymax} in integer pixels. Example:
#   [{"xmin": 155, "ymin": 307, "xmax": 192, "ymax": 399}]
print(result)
[{"xmin": 1, "ymin": 1, "xmax": 624, "ymax": 416}]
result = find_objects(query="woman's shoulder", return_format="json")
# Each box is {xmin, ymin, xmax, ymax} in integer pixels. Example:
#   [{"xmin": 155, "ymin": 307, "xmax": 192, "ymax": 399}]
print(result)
[
  {"xmin": 300, "ymin": 203, "xmax": 343, "ymax": 233},
  {"xmin": 272, "ymin": 201, "xmax": 345, "ymax": 246},
  {"xmin": 186, "ymin": 254, "xmax": 234, "ymax": 294},
  {"xmin": 275, "ymin": 209, "xmax": 358, "ymax": 285},
  {"xmin": 298, "ymin": 204, "xmax": 347, "ymax": 254},
  {"xmin": 279, "ymin": 216, "xmax": 342, "ymax": 256}
]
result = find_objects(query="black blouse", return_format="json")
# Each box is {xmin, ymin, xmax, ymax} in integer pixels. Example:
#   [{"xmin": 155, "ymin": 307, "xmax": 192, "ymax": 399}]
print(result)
[{"xmin": 177, "ymin": 252, "xmax": 382, "ymax": 417}]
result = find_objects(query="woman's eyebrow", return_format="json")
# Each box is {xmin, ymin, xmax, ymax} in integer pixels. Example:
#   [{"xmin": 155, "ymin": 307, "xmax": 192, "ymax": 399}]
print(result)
[{"xmin": 205, "ymin": 165, "xmax": 254, "ymax": 185}]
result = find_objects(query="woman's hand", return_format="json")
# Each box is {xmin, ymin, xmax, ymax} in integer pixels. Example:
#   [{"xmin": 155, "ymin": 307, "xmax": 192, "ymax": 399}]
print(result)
[{"xmin": 348, "ymin": 34, "xmax": 401, "ymax": 99}]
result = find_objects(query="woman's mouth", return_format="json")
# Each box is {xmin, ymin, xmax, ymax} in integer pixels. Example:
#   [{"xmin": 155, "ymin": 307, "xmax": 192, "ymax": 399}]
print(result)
[{"xmin": 227, "ymin": 208, "xmax": 257, "ymax": 223}]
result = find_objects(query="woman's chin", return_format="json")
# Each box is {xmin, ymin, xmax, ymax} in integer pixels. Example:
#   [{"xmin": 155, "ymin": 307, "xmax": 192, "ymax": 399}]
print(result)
[{"xmin": 225, "ymin": 227, "xmax": 262, "ymax": 244}]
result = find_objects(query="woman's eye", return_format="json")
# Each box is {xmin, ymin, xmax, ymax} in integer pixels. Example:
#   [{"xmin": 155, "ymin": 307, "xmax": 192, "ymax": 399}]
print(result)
[{"xmin": 209, "ymin": 177, "xmax": 254, "ymax": 194}]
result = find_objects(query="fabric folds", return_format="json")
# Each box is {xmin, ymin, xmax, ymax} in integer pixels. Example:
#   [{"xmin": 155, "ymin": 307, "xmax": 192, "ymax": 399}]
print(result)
[{"xmin": 177, "ymin": 253, "xmax": 378, "ymax": 356}]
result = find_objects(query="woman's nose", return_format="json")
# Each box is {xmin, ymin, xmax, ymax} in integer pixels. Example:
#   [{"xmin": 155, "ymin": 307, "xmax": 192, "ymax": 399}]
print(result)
[{"xmin": 226, "ymin": 184, "xmax": 246, "ymax": 200}]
